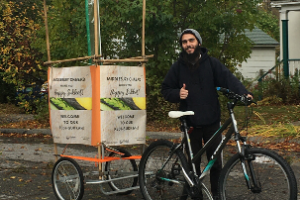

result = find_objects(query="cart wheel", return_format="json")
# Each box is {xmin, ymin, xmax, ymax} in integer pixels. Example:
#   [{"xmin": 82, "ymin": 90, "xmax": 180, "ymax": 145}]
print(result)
[
  {"xmin": 105, "ymin": 148, "xmax": 138, "ymax": 195},
  {"xmin": 52, "ymin": 157, "xmax": 84, "ymax": 200}
]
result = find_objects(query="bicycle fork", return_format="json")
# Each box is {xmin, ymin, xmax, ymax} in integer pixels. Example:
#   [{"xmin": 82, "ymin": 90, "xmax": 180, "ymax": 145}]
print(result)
[
  {"xmin": 231, "ymin": 107, "xmax": 261, "ymax": 193},
  {"xmin": 239, "ymin": 144, "xmax": 262, "ymax": 193}
]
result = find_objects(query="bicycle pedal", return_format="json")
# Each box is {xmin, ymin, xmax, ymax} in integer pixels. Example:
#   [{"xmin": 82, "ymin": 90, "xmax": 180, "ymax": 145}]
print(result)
[{"xmin": 171, "ymin": 163, "xmax": 181, "ymax": 176}]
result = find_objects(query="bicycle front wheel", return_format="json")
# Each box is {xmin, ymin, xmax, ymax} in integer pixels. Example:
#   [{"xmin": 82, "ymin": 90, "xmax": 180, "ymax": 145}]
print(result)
[
  {"xmin": 105, "ymin": 148, "xmax": 138, "ymax": 195},
  {"xmin": 52, "ymin": 157, "xmax": 84, "ymax": 200},
  {"xmin": 218, "ymin": 148, "xmax": 297, "ymax": 200},
  {"xmin": 139, "ymin": 140, "xmax": 193, "ymax": 200}
]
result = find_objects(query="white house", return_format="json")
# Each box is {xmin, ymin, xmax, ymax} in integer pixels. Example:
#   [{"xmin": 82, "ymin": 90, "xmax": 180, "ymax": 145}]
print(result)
[
  {"xmin": 236, "ymin": 27, "xmax": 279, "ymax": 79},
  {"xmin": 272, "ymin": 1, "xmax": 300, "ymax": 76}
]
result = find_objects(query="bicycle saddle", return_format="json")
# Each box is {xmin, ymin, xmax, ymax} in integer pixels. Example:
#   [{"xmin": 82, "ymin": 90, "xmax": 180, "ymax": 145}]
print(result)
[{"xmin": 168, "ymin": 111, "xmax": 194, "ymax": 118}]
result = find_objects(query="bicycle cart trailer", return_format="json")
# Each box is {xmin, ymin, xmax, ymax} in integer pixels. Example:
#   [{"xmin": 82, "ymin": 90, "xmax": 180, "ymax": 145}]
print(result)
[{"xmin": 48, "ymin": 65, "xmax": 147, "ymax": 200}]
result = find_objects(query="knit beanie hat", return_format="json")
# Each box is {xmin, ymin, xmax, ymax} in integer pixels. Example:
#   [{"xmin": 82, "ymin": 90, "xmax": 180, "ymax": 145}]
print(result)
[{"xmin": 179, "ymin": 29, "xmax": 202, "ymax": 45}]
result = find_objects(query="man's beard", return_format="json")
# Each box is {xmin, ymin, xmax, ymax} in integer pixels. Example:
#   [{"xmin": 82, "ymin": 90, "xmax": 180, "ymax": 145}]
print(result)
[{"xmin": 182, "ymin": 45, "xmax": 202, "ymax": 64}]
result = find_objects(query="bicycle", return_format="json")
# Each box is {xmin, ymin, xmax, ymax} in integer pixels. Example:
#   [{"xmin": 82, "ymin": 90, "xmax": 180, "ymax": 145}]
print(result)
[{"xmin": 138, "ymin": 87, "xmax": 298, "ymax": 200}]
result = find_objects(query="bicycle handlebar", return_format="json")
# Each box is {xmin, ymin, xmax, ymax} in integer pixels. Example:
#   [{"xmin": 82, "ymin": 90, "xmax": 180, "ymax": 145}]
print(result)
[{"xmin": 216, "ymin": 87, "xmax": 256, "ymax": 106}]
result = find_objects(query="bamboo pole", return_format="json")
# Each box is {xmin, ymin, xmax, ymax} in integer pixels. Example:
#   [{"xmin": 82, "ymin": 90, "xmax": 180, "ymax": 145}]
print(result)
[
  {"xmin": 94, "ymin": 0, "xmax": 102, "ymax": 179},
  {"xmin": 44, "ymin": 2, "xmax": 57, "ymax": 162},
  {"xmin": 44, "ymin": 55, "xmax": 102, "ymax": 65},
  {"xmin": 141, "ymin": 0, "xmax": 146, "ymax": 154},
  {"xmin": 43, "ymin": 0, "xmax": 51, "ymax": 61},
  {"xmin": 128, "ymin": 55, "xmax": 154, "ymax": 59},
  {"xmin": 101, "ymin": 59, "xmax": 147, "ymax": 64},
  {"xmin": 43, "ymin": 0, "xmax": 58, "ymax": 161},
  {"xmin": 138, "ymin": 0, "xmax": 147, "ymax": 155},
  {"xmin": 142, "ymin": 0, "xmax": 146, "ymax": 62},
  {"xmin": 94, "ymin": 54, "xmax": 154, "ymax": 64},
  {"xmin": 44, "ymin": 54, "xmax": 154, "ymax": 65},
  {"xmin": 94, "ymin": 0, "xmax": 99, "ymax": 57},
  {"xmin": 93, "ymin": 54, "xmax": 154, "ymax": 61},
  {"xmin": 98, "ymin": 145, "xmax": 102, "ymax": 180}
]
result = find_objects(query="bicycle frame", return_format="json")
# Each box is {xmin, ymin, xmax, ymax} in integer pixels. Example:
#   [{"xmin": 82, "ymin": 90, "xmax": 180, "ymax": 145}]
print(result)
[{"xmin": 160, "ymin": 99, "xmax": 259, "ymax": 193}]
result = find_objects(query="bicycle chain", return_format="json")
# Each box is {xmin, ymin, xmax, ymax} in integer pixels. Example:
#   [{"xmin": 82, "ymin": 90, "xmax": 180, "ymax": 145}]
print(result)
[{"xmin": 102, "ymin": 143, "xmax": 125, "ymax": 156}]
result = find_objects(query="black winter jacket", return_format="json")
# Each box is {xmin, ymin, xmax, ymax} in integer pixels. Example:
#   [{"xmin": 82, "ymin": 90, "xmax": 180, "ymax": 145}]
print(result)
[{"xmin": 161, "ymin": 47, "xmax": 250, "ymax": 126}]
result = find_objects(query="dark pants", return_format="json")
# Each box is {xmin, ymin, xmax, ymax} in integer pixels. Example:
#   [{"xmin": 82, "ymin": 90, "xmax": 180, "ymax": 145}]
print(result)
[{"xmin": 185, "ymin": 122, "xmax": 223, "ymax": 197}]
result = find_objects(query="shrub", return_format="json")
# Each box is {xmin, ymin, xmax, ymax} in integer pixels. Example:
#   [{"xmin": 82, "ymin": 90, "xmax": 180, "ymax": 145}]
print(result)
[
  {"xmin": 34, "ymin": 94, "xmax": 49, "ymax": 123},
  {"xmin": 245, "ymin": 70, "xmax": 300, "ymax": 105},
  {"xmin": 0, "ymin": 74, "xmax": 15, "ymax": 103},
  {"xmin": 263, "ymin": 78, "xmax": 299, "ymax": 104},
  {"xmin": 15, "ymin": 92, "xmax": 49, "ymax": 117},
  {"xmin": 146, "ymin": 76, "xmax": 179, "ymax": 122},
  {"xmin": 257, "ymin": 96, "xmax": 283, "ymax": 106}
]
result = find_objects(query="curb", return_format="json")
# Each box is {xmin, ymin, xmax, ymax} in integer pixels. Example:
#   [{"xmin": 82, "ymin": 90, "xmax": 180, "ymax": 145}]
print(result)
[
  {"xmin": 0, "ymin": 128, "xmax": 51, "ymax": 135},
  {"xmin": 146, "ymin": 132, "xmax": 181, "ymax": 139},
  {"xmin": 0, "ymin": 128, "xmax": 182, "ymax": 139},
  {"xmin": 247, "ymin": 135, "xmax": 300, "ymax": 144},
  {"xmin": 1, "ymin": 128, "xmax": 300, "ymax": 144}
]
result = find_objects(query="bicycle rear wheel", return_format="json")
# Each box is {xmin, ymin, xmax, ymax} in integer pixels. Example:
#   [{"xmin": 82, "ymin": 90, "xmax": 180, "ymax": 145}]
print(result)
[
  {"xmin": 52, "ymin": 157, "xmax": 84, "ymax": 200},
  {"xmin": 105, "ymin": 148, "xmax": 138, "ymax": 195},
  {"xmin": 139, "ymin": 140, "xmax": 195, "ymax": 200},
  {"xmin": 218, "ymin": 148, "xmax": 297, "ymax": 200}
]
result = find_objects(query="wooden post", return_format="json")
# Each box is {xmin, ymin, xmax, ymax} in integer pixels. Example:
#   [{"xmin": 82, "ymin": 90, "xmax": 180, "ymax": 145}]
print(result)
[
  {"xmin": 142, "ymin": 0, "xmax": 146, "ymax": 65},
  {"xmin": 44, "ymin": 0, "xmax": 58, "ymax": 161},
  {"xmin": 98, "ymin": 145, "xmax": 102, "ymax": 180},
  {"xmin": 54, "ymin": 144, "xmax": 58, "ymax": 161},
  {"xmin": 94, "ymin": 0, "xmax": 102, "ymax": 177},
  {"xmin": 43, "ymin": 0, "xmax": 51, "ymax": 61},
  {"xmin": 94, "ymin": 0, "xmax": 99, "ymax": 56},
  {"xmin": 141, "ymin": 0, "xmax": 146, "ymax": 154}
]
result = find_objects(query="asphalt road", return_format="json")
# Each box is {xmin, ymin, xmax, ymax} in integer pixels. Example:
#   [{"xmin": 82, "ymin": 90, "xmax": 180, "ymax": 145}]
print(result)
[
  {"xmin": 1, "ymin": 133, "xmax": 300, "ymax": 200},
  {"xmin": 0, "ymin": 131, "xmax": 179, "ymax": 200}
]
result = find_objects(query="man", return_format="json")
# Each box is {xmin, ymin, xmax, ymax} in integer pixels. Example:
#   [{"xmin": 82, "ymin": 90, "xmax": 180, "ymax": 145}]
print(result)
[{"xmin": 161, "ymin": 29, "xmax": 253, "ymax": 200}]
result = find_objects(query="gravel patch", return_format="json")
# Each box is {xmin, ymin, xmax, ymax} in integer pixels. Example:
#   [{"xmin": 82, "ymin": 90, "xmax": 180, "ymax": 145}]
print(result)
[{"xmin": 0, "ymin": 114, "xmax": 35, "ymax": 124}]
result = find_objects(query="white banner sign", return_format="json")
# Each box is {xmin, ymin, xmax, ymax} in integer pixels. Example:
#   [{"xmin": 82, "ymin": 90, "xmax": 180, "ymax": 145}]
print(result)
[
  {"xmin": 49, "ymin": 67, "xmax": 92, "ymax": 145},
  {"xmin": 48, "ymin": 65, "xmax": 146, "ymax": 146}
]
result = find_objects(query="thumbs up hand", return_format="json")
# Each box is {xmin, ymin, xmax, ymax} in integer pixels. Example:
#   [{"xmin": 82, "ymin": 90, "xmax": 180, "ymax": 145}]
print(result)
[{"xmin": 180, "ymin": 83, "xmax": 188, "ymax": 99}]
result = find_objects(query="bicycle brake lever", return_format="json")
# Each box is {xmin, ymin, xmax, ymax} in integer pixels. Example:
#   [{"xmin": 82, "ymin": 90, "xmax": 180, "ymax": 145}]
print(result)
[
  {"xmin": 246, "ymin": 97, "xmax": 257, "ymax": 106},
  {"xmin": 241, "ymin": 96, "xmax": 256, "ymax": 106}
]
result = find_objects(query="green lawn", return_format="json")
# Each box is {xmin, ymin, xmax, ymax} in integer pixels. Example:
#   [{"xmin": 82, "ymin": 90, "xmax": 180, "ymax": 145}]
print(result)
[
  {"xmin": 235, "ymin": 105, "xmax": 300, "ymax": 125},
  {"xmin": 234, "ymin": 105, "xmax": 300, "ymax": 138}
]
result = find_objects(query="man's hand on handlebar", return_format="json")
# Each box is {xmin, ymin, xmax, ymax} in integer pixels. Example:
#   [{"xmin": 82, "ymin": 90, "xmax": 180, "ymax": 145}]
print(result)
[{"xmin": 246, "ymin": 94, "xmax": 253, "ymax": 100}]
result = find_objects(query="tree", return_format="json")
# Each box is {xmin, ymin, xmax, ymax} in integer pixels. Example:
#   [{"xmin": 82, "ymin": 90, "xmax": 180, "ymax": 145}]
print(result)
[
  {"xmin": 256, "ymin": 3, "xmax": 280, "ymax": 42},
  {"xmin": 96, "ymin": 0, "xmax": 261, "ymax": 120},
  {"xmin": 32, "ymin": 0, "xmax": 261, "ymax": 77},
  {"xmin": 0, "ymin": 1, "xmax": 46, "ymax": 87},
  {"xmin": 40, "ymin": 0, "xmax": 260, "ymax": 120},
  {"xmin": 7, "ymin": 0, "xmax": 264, "ymax": 119},
  {"xmin": 32, "ymin": 0, "xmax": 88, "ymax": 66}
]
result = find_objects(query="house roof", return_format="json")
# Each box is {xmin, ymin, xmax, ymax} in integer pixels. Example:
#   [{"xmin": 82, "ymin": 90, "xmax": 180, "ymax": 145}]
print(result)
[
  {"xmin": 271, "ymin": 1, "xmax": 300, "ymax": 9},
  {"xmin": 245, "ymin": 27, "xmax": 279, "ymax": 46}
]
